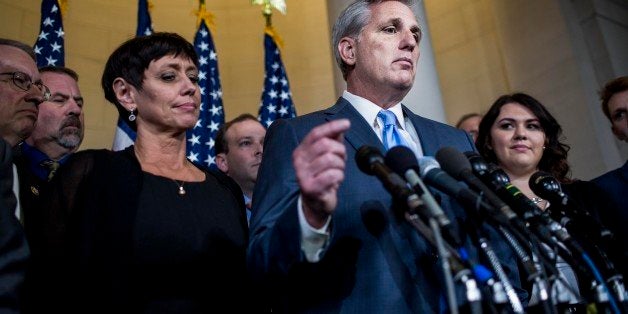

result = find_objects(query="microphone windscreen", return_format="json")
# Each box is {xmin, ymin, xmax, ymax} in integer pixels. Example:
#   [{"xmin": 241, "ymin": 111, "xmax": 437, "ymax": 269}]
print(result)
[
  {"xmin": 435, "ymin": 147, "xmax": 472, "ymax": 179},
  {"xmin": 360, "ymin": 201, "xmax": 389, "ymax": 236},
  {"xmin": 384, "ymin": 146, "xmax": 418, "ymax": 176},
  {"xmin": 529, "ymin": 171, "xmax": 562, "ymax": 201},
  {"xmin": 355, "ymin": 145, "xmax": 383, "ymax": 175},
  {"xmin": 464, "ymin": 151, "xmax": 490, "ymax": 177}
]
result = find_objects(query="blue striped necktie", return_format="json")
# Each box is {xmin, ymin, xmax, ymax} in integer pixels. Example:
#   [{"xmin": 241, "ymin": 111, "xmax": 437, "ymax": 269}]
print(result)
[{"xmin": 378, "ymin": 110, "xmax": 410, "ymax": 151}]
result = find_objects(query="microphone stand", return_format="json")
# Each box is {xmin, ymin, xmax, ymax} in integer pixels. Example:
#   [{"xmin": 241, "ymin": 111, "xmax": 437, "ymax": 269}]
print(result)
[
  {"xmin": 458, "ymin": 192, "xmax": 523, "ymax": 314},
  {"xmin": 496, "ymin": 226, "xmax": 557, "ymax": 314},
  {"xmin": 403, "ymin": 210, "xmax": 483, "ymax": 314}
]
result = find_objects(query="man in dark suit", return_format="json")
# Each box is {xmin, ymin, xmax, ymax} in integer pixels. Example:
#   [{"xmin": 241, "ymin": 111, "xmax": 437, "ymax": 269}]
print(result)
[
  {"xmin": 592, "ymin": 76, "xmax": 627, "ymax": 278},
  {"xmin": 15, "ymin": 66, "xmax": 84, "ymax": 249},
  {"xmin": 0, "ymin": 38, "xmax": 47, "ymax": 313},
  {"xmin": 249, "ymin": 1, "xmax": 522, "ymax": 312}
]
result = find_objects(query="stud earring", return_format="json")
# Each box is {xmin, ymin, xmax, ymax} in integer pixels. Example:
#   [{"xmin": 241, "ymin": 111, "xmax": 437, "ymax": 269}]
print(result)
[{"xmin": 128, "ymin": 109, "xmax": 136, "ymax": 122}]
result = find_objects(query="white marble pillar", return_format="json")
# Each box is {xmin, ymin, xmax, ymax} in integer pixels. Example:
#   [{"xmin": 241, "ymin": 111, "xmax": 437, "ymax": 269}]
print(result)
[{"xmin": 326, "ymin": 0, "xmax": 447, "ymax": 122}]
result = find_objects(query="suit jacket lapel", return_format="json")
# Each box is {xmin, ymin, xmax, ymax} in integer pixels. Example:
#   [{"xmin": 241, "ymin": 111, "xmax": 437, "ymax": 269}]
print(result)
[
  {"xmin": 323, "ymin": 98, "xmax": 385, "ymax": 153},
  {"xmin": 402, "ymin": 106, "xmax": 439, "ymax": 156}
]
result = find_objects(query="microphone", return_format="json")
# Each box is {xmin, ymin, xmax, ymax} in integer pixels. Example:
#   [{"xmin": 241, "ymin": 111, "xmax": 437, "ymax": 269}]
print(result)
[
  {"xmin": 416, "ymin": 156, "xmax": 508, "ymax": 226},
  {"xmin": 437, "ymin": 148, "xmax": 520, "ymax": 223},
  {"xmin": 478, "ymin": 165, "xmax": 591, "ymax": 268},
  {"xmin": 355, "ymin": 146, "xmax": 421, "ymax": 211},
  {"xmin": 384, "ymin": 146, "xmax": 462, "ymax": 247},
  {"xmin": 529, "ymin": 171, "xmax": 614, "ymax": 241}
]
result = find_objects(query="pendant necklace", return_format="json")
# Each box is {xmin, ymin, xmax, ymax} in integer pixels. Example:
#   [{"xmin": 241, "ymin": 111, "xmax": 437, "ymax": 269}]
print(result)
[{"xmin": 174, "ymin": 180, "xmax": 186, "ymax": 196}]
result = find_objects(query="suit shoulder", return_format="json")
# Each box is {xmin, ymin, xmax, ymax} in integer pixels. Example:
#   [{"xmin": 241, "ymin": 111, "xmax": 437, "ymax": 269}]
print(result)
[
  {"xmin": 415, "ymin": 115, "xmax": 463, "ymax": 134},
  {"xmin": 409, "ymin": 113, "xmax": 476, "ymax": 151},
  {"xmin": 267, "ymin": 110, "xmax": 330, "ymax": 140}
]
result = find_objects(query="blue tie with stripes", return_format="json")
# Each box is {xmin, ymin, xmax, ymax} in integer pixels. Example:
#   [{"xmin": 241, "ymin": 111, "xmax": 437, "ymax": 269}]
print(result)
[{"xmin": 378, "ymin": 110, "xmax": 410, "ymax": 151}]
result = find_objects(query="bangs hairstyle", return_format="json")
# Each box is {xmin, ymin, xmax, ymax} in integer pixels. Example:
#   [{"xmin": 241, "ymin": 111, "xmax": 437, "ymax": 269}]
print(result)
[
  {"xmin": 101, "ymin": 32, "xmax": 199, "ymax": 131},
  {"xmin": 331, "ymin": 0, "xmax": 419, "ymax": 80},
  {"xmin": 476, "ymin": 93, "xmax": 572, "ymax": 183}
]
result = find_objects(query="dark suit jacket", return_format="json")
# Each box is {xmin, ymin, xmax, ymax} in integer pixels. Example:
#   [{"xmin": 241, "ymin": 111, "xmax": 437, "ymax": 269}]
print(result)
[
  {"xmin": 0, "ymin": 139, "xmax": 29, "ymax": 314},
  {"xmin": 249, "ymin": 98, "xmax": 523, "ymax": 313},
  {"xmin": 592, "ymin": 161, "xmax": 628, "ymax": 277}
]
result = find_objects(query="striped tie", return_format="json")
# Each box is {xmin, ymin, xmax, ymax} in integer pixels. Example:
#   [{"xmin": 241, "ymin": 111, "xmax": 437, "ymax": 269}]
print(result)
[
  {"xmin": 378, "ymin": 110, "xmax": 410, "ymax": 151},
  {"xmin": 41, "ymin": 159, "xmax": 60, "ymax": 182}
]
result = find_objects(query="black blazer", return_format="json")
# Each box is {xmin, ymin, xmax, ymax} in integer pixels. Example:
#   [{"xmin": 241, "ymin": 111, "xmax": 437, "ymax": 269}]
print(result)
[
  {"xmin": 36, "ymin": 146, "xmax": 248, "ymax": 313},
  {"xmin": 0, "ymin": 139, "xmax": 29, "ymax": 313}
]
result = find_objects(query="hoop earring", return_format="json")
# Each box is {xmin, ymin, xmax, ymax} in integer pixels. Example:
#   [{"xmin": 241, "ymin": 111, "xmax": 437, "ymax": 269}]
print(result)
[{"xmin": 128, "ymin": 109, "xmax": 136, "ymax": 122}]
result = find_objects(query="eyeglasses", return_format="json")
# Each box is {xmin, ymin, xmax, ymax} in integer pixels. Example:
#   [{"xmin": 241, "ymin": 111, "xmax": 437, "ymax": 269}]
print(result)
[{"xmin": 0, "ymin": 71, "xmax": 51, "ymax": 101}]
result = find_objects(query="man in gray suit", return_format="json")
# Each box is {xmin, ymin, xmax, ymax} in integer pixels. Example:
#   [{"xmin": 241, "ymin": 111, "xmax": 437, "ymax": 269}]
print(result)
[
  {"xmin": 249, "ymin": 1, "xmax": 522, "ymax": 312},
  {"xmin": 0, "ymin": 38, "xmax": 47, "ymax": 313}
]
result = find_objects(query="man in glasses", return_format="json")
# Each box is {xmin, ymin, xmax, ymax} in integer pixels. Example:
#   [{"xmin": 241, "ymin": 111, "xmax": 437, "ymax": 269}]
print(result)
[
  {"xmin": 13, "ymin": 65, "xmax": 84, "ymax": 313},
  {"xmin": 0, "ymin": 37, "xmax": 47, "ymax": 313}
]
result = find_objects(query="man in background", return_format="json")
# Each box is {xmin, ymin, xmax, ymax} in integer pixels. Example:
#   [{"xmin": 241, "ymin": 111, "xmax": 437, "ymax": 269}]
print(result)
[
  {"xmin": 15, "ymin": 65, "xmax": 84, "ymax": 252},
  {"xmin": 0, "ymin": 37, "xmax": 47, "ymax": 313},
  {"xmin": 593, "ymin": 76, "xmax": 627, "ymax": 278},
  {"xmin": 215, "ymin": 113, "xmax": 265, "ymax": 222},
  {"xmin": 455, "ymin": 112, "xmax": 482, "ymax": 143}
]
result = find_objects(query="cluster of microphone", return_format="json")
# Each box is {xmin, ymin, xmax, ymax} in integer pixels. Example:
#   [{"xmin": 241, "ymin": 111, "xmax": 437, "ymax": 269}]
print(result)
[{"xmin": 355, "ymin": 145, "xmax": 628, "ymax": 314}]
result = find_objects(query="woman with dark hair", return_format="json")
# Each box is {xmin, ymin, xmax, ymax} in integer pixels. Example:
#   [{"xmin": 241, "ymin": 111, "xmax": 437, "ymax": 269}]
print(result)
[
  {"xmin": 476, "ymin": 92, "xmax": 616, "ymax": 311},
  {"xmin": 40, "ymin": 33, "xmax": 249, "ymax": 313},
  {"xmin": 477, "ymin": 93, "xmax": 571, "ymax": 187}
]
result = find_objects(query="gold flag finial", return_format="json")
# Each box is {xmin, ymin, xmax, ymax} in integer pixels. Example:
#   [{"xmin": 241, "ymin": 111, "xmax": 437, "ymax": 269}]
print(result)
[
  {"xmin": 194, "ymin": 0, "xmax": 216, "ymax": 30},
  {"xmin": 252, "ymin": 0, "xmax": 287, "ymax": 26},
  {"xmin": 252, "ymin": 0, "xmax": 286, "ymax": 48}
]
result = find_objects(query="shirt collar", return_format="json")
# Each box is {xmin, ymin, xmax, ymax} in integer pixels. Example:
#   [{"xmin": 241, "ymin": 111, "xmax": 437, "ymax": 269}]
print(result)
[
  {"xmin": 342, "ymin": 90, "xmax": 405, "ymax": 129},
  {"xmin": 21, "ymin": 142, "xmax": 70, "ymax": 181}
]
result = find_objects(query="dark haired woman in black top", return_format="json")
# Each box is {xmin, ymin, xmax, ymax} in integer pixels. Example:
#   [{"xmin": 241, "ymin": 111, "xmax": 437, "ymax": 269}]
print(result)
[{"xmin": 36, "ymin": 33, "xmax": 248, "ymax": 313}]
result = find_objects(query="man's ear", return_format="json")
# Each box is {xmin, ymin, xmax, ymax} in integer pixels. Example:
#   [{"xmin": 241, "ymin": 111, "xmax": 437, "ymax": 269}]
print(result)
[
  {"xmin": 611, "ymin": 125, "xmax": 628, "ymax": 142},
  {"xmin": 215, "ymin": 153, "xmax": 229, "ymax": 173},
  {"xmin": 112, "ymin": 78, "xmax": 137, "ymax": 112},
  {"xmin": 338, "ymin": 37, "xmax": 357, "ymax": 66}
]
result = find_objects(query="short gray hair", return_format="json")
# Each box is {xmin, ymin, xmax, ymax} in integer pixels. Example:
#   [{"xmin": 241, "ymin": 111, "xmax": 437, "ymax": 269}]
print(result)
[
  {"xmin": 331, "ymin": 0, "xmax": 419, "ymax": 80},
  {"xmin": 0, "ymin": 38, "xmax": 36, "ymax": 61}
]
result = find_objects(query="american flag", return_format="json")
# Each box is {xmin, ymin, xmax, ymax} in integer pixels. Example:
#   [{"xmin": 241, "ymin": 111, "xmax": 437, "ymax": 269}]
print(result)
[
  {"xmin": 112, "ymin": 0, "xmax": 153, "ymax": 151},
  {"xmin": 34, "ymin": 0, "xmax": 64, "ymax": 67},
  {"xmin": 136, "ymin": 0, "xmax": 153, "ymax": 37},
  {"xmin": 258, "ymin": 32, "xmax": 296, "ymax": 127},
  {"xmin": 186, "ymin": 18, "xmax": 224, "ymax": 168}
]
